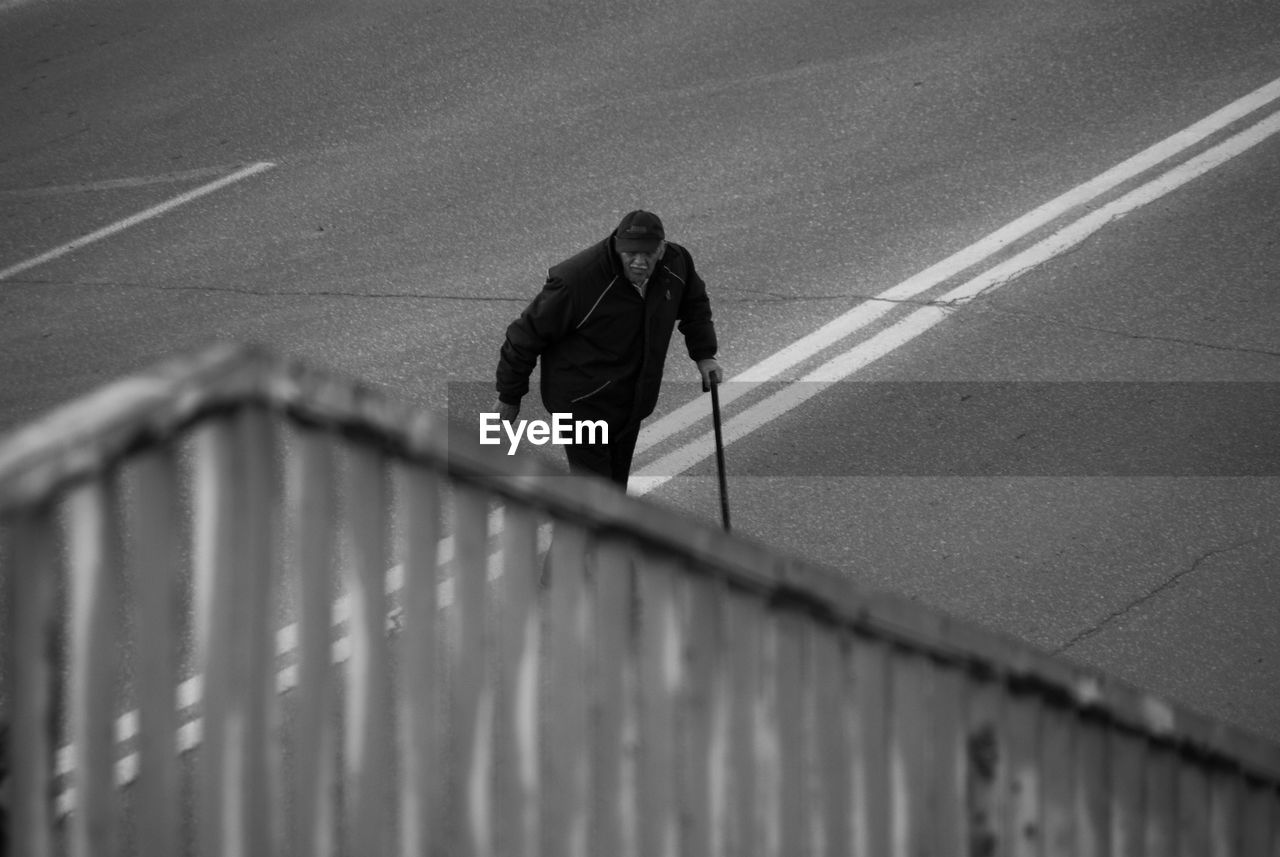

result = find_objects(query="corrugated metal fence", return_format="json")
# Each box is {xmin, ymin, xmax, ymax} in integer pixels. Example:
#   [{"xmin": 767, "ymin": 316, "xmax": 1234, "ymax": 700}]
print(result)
[{"xmin": 1, "ymin": 344, "xmax": 1277, "ymax": 856}]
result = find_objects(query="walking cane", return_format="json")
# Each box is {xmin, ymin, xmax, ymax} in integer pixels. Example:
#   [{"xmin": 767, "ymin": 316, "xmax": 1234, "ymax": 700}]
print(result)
[{"xmin": 710, "ymin": 376, "xmax": 730, "ymax": 532}]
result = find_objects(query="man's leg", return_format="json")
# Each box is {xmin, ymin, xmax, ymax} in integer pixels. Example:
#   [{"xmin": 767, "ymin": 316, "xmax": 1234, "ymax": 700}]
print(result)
[
  {"xmin": 563, "ymin": 418, "xmax": 636, "ymax": 488},
  {"xmin": 563, "ymin": 429, "xmax": 616, "ymax": 483},
  {"xmin": 609, "ymin": 422, "xmax": 641, "ymax": 487}
]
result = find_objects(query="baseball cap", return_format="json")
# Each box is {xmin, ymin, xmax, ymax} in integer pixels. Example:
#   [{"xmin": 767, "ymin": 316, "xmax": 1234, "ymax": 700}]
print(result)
[{"xmin": 614, "ymin": 210, "xmax": 665, "ymax": 252}]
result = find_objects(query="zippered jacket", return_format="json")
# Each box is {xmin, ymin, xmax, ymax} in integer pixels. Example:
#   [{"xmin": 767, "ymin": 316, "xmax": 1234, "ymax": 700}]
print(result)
[{"xmin": 496, "ymin": 233, "xmax": 718, "ymax": 428}]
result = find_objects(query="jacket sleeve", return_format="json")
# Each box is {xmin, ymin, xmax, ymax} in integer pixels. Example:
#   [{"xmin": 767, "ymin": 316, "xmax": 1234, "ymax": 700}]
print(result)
[
  {"xmin": 496, "ymin": 275, "xmax": 578, "ymax": 404},
  {"xmin": 675, "ymin": 251, "xmax": 718, "ymax": 361}
]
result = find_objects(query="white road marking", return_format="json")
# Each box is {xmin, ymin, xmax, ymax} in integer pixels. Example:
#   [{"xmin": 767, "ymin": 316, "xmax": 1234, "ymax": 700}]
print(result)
[
  {"xmin": 51, "ymin": 77, "xmax": 1280, "ymax": 804},
  {"xmin": 633, "ymin": 75, "xmax": 1280, "ymax": 458},
  {"xmin": 0, "ymin": 164, "xmax": 269, "ymax": 197},
  {"xmin": 0, "ymin": 161, "xmax": 275, "ymax": 282},
  {"xmin": 629, "ymin": 107, "xmax": 1280, "ymax": 494}
]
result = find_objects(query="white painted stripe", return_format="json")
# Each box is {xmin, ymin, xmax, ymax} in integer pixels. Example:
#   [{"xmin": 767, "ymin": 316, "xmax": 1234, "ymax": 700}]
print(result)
[
  {"xmin": 633, "ymin": 75, "xmax": 1280, "ymax": 456},
  {"xmin": 630, "ymin": 108, "xmax": 1280, "ymax": 494},
  {"xmin": 0, "ymin": 161, "xmax": 275, "ymax": 282},
  {"xmin": 0, "ymin": 164, "xmax": 270, "ymax": 197}
]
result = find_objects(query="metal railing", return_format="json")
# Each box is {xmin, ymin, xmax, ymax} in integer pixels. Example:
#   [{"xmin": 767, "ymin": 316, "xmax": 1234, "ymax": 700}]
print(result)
[{"xmin": 1, "ymin": 343, "xmax": 1277, "ymax": 856}]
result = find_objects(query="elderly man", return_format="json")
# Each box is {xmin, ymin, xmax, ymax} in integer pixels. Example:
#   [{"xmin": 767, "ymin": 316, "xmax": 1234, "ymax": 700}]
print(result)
[{"xmin": 494, "ymin": 210, "xmax": 722, "ymax": 487}]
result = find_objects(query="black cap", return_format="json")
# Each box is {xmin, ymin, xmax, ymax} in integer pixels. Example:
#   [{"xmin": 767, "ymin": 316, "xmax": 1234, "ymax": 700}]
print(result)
[{"xmin": 614, "ymin": 210, "xmax": 665, "ymax": 252}]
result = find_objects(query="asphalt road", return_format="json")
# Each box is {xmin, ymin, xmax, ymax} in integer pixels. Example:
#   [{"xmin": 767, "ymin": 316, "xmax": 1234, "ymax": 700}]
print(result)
[{"xmin": 2, "ymin": 0, "xmax": 1278, "ymax": 747}]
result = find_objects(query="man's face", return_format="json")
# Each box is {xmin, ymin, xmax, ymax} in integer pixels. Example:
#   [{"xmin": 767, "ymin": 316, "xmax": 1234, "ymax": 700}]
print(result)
[{"xmin": 619, "ymin": 240, "xmax": 665, "ymax": 286}]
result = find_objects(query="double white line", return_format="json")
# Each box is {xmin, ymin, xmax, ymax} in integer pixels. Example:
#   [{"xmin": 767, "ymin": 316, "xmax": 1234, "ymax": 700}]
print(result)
[{"xmin": 629, "ymin": 76, "xmax": 1280, "ymax": 494}]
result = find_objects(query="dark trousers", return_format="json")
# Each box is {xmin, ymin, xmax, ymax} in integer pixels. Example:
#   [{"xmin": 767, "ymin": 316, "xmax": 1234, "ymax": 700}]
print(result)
[{"xmin": 563, "ymin": 420, "xmax": 641, "ymax": 488}]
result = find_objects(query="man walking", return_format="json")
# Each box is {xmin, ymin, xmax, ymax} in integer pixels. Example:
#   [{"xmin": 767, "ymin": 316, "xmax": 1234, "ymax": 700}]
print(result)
[{"xmin": 494, "ymin": 210, "xmax": 721, "ymax": 488}]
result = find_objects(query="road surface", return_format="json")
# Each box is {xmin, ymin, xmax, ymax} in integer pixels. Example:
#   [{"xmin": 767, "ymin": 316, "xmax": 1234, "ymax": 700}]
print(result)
[{"xmin": 2, "ymin": 0, "xmax": 1278, "ymax": 747}]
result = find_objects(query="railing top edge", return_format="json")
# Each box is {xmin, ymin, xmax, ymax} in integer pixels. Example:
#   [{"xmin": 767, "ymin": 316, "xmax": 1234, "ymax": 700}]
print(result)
[
  {"xmin": 0, "ymin": 342, "xmax": 270, "ymax": 513},
  {"xmin": 3, "ymin": 343, "xmax": 1279, "ymax": 784},
  {"xmin": 273, "ymin": 352, "xmax": 1280, "ymax": 785}
]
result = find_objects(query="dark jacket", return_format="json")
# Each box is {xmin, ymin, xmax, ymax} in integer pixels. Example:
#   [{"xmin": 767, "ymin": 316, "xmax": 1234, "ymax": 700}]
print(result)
[{"xmin": 497, "ymin": 234, "xmax": 717, "ymax": 428}]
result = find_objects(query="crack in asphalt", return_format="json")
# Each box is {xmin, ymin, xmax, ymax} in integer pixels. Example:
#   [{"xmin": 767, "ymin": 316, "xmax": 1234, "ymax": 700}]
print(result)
[
  {"xmin": 2, "ymin": 277, "xmax": 526, "ymax": 301},
  {"xmin": 9, "ymin": 280, "xmax": 1274, "ymax": 361},
  {"xmin": 6, "ymin": 279, "xmax": 971, "ymax": 308},
  {"xmin": 1053, "ymin": 536, "xmax": 1262, "ymax": 655},
  {"xmin": 973, "ymin": 304, "xmax": 1280, "ymax": 360}
]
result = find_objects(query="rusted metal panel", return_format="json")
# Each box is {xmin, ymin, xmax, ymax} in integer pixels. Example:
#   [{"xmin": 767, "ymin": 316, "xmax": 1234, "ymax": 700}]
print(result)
[
  {"xmin": 1108, "ymin": 729, "xmax": 1147, "ymax": 857},
  {"xmin": 542, "ymin": 520, "xmax": 591, "ymax": 857},
  {"xmin": 637, "ymin": 551, "xmax": 680, "ymax": 857},
  {"xmin": 1040, "ymin": 703, "xmax": 1076, "ymax": 857},
  {"xmin": 1144, "ymin": 741, "xmax": 1179, "ymax": 857},
  {"xmin": 128, "ymin": 445, "xmax": 183, "ymax": 857},
  {"xmin": 724, "ymin": 586, "xmax": 763, "ymax": 857},
  {"xmin": 3, "ymin": 504, "xmax": 59, "ymax": 857},
  {"xmin": 191, "ymin": 416, "xmax": 237, "ymax": 857},
  {"xmin": 776, "ymin": 608, "xmax": 808, "ymax": 857},
  {"xmin": 678, "ymin": 569, "xmax": 723, "ymax": 857},
  {"xmin": 888, "ymin": 648, "xmax": 934, "ymax": 857},
  {"xmin": 851, "ymin": 636, "xmax": 891, "ymax": 857},
  {"xmin": 1178, "ymin": 762, "xmax": 1213, "ymax": 857},
  {"xmin": 1071, "ymin": 717, "xmax": 1110, "ymax": 857},
  {"xmin": 931, "ymin": 662, "xmax": 967, "ymax": 857},
  {"xmin": 1238, "ymin": 778, "xmax": 1275, "ymax": 857},
  {"xmin": 66, "ymin": 473, "xmax": 123, "ymax": 857},
  {"xmin": 236, "ymin": 407, "xmax": 279, "ymax": 857},
  {"xmin": 1005, "ymin": 690, "xmax": 1043, "ymax": 857},
  {"xmin": 342, "ymin": 440, "xmax": 393, "ymax": 857},
  {"xmin": 1207, "ymin": 767, "xmax": 1242, "ymax": 857},
  {"xmin": 396, "ymin": 458, "xmax": 444, "ymax": 857},
  {"xmin": 811, "ymin": 623, "xmax": 853, "ymax": 857},
  {"xmin": 291, "ymin": 426, "xmax": 340, "ymax": 857},
  {"xmin": 591, "ymin": 535, "xmax": 632, "ymax": 857},
  {"xmin": 494, "ymin": 501, "xmax": 540, "ymax": 857},
  {"xmin": 753, "ymin": 603, "xmax": 783, "ymax": 857},
  {"xmin": 438, "ymin": 483, "xmax": 490, "ymax": 857},
  {"xmin": 965, "ymin": 678, "xmax": 1006, "ymax": 857}
]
